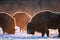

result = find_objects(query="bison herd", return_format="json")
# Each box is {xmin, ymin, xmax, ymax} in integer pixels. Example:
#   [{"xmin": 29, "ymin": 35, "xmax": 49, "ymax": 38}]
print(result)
[{"xmin": 0, "ymin": 11, "xmax": 60, "ymax": 37}]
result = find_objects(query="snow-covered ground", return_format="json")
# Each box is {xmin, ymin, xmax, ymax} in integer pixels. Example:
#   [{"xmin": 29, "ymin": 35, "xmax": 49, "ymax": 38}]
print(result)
[{"xmin": 0, "ymin": 26, "xmax": 60, "ymax": 40}]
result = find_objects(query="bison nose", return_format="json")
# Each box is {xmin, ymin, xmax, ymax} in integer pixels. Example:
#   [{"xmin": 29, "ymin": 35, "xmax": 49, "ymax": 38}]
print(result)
[
  {"xmin": 27, "ymin": 30, "xmax": 31, "ymax": 34},
  {"xmin": 27, "ymin": 32, "xmax": 30, "ymax": 34}
]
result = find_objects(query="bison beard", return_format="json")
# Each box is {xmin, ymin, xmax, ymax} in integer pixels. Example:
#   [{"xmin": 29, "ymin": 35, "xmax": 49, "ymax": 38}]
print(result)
[
  {"xmin": 0, "ymin": 13, "xmax": 16, "ymax": 34},
  {"xmin": 27, "ymin": 11, "xmax": 60, "ymax": 37}
]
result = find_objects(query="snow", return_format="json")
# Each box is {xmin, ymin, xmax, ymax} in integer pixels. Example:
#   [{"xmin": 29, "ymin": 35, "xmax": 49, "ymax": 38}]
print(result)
[{"xmin": 0, "ymin": 26, "xmax": 60, "ymax": 40}]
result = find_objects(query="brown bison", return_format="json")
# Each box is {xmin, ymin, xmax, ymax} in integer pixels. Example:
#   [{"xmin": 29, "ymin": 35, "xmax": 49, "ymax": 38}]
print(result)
[
  {"xmin": 13, "ymin": 12, "xmax": 31, "ymax": 32},
  {"xmin": 0, "ymin": 12, "xmax": 16, "ymax": 34},
  {"xmin": 27, "ymin": 11, "xmax": 60, "ymax": 37}
]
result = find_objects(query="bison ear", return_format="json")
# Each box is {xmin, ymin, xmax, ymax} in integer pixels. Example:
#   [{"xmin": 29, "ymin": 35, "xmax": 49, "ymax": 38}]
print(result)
[
  {"xmin": 27, "ymin": 23, "xmax": 31, "ymax": 27},
  {"xmin": 28, "ymin": 23, "xmax": 30, "ymax": 24},
  {"xmin": 27, "ymin": 23, "xmax": 30, "ymax": 26}
]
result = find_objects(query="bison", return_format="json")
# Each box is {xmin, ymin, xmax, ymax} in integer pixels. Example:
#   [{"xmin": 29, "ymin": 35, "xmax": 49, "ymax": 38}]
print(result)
[
  {"xmin": 13, "ymin": 12, "xmax": 31, "ymax": 32},
  {"xmin": 0, "ymin": 13, "xmax": 16, "ymax": 34},
  {"xmin": 27, "ymin": 11, "xmax": 60, "ymax": 37}
]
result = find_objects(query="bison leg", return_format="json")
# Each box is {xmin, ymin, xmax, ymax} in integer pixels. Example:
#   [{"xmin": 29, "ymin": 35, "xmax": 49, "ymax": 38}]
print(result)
[
  {"xmin": 19, "ymin": 27, "xmax": 22, "ymax": 32},
  {"xmin": 41, "ymin": 30, "xmax": 49, "ymax": 37},
  {"xmin": 58, "ymin": 29, "xmax": 60, "ymax": 37},
  {"xmin": 42, "ymin": 32, "xmax": 45, "ymax": 37},
  {"xmin": 46, "ymin": 30, "xmax": 49, "ymax": 37},
  {"xmin": 2, "ymin": 28, "xmax": 5, "ymax": 34}
]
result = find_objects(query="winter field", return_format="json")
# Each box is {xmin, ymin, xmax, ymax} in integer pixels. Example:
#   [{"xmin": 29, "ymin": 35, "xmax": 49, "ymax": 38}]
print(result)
[{"xmin": 0, "ymin": 26, "xmax": 60, "ymax": 40}]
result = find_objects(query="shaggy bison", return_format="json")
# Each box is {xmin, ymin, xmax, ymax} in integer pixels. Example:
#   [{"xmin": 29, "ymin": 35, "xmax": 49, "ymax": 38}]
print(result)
[
  {"xmin": 13, "ymin": 12, "xmax": 31, "ymax": 32},
  {"xmin": 0, "ymin": 13, "xmax": 16, "ymax": 34},
  {"xmin": 27, "ymin": 11, "xmax": 60, "ymax": 37}
]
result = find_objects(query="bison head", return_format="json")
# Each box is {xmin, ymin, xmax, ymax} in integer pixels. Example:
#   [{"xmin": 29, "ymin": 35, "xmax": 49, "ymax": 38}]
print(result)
[{"xmin": 27, "ymin": 23, "xmax": 35, "ymax": 35}]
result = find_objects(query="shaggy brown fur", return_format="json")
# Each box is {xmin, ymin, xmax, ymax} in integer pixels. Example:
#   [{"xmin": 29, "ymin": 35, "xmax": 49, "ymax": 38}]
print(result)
[
  {"xmin": 13, "ymin": 12, "xmax": 31, "ymax": 32},
  {"xmin": 0, "ymin": 13, "xmax": 16, "ymax": 34},
  {"xmin": 27, "ymin": 11, "xmax": 60, "ymax": 37}
]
